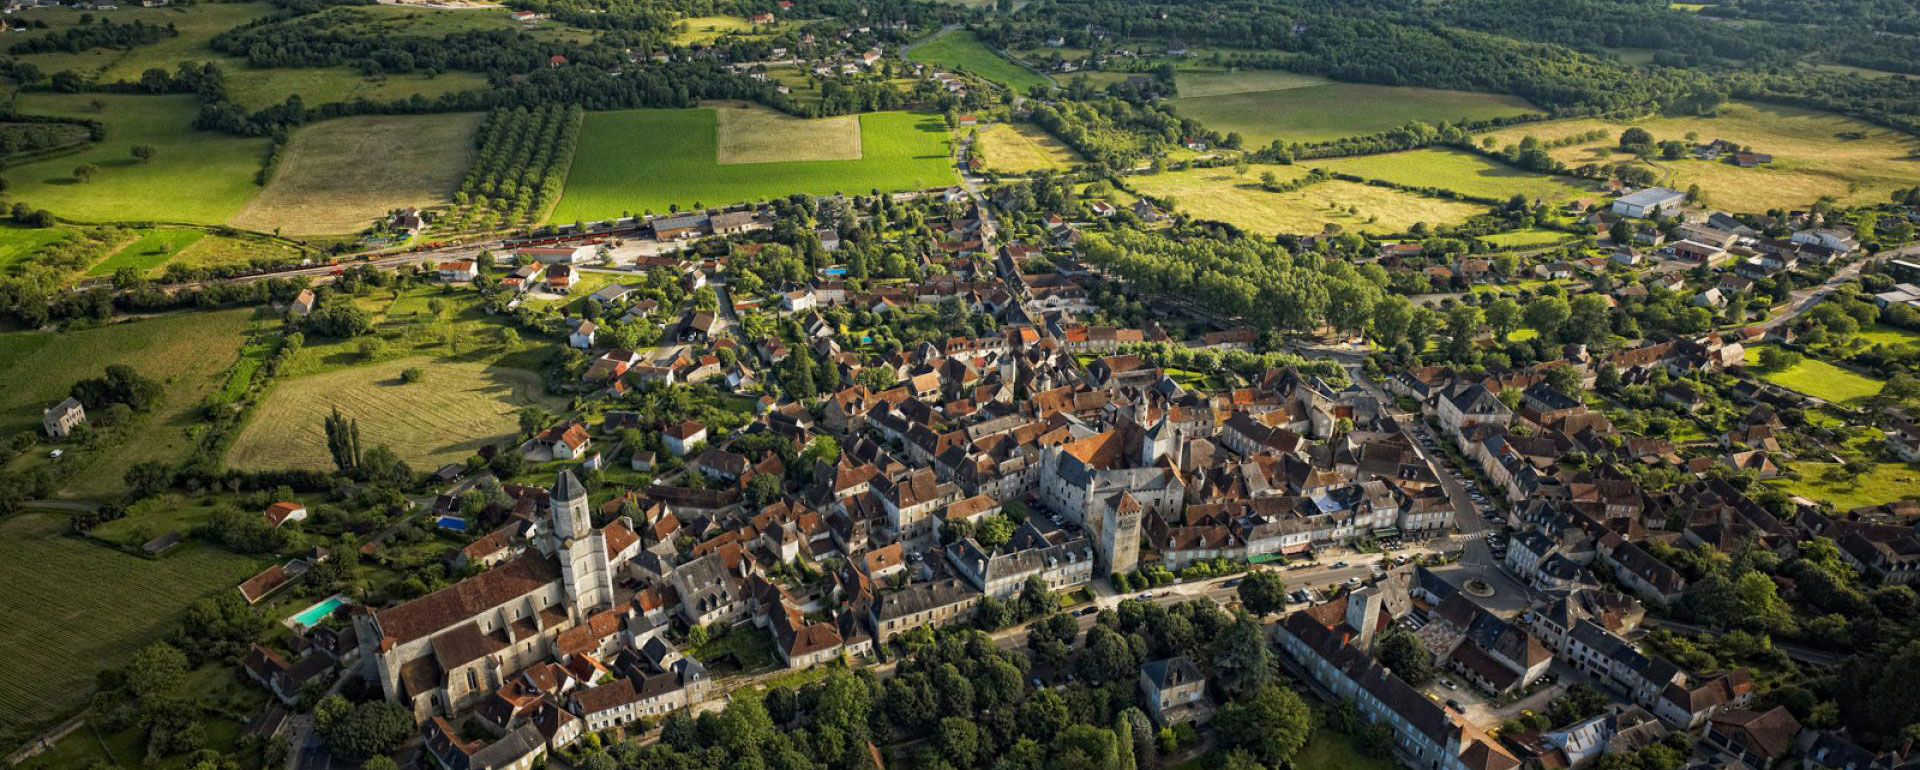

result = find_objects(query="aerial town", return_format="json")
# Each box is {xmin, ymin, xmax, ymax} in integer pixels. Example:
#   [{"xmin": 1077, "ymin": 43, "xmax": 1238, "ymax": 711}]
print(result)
[{"xmin": 2, "ymin": 0, "xmax": 1920, "ymax": 769}]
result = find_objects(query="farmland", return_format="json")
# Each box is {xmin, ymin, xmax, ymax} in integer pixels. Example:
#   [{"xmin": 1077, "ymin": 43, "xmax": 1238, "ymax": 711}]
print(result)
[
  {"xmin": 229, "ymin": 113, "xmax": 484, "ymax": 236},
  {"xmin": 1172, "ymin": 70, "xmax": 1335, "ymax": 98},
  {"xmin": 5, "ymin": 93, "xmax": 267, "ymax": 224},
  {"xmin": 1169, "ymin": 80, "xmax": 1541, "ymax": 146},
  {"xmin": 974, "ymin": 122, "xmax": 1082, "ymax": 173},
  {"xmin": 715, "ymin": 102, "xmax": 862, "ymax": 164},
  {"xmin": 0, "ymin": 513, "xmax": 264, "ymax": 747},
  {"xmin": 673, "ymin": 15, "xmax": 765, "ymax": 45},
  {"xmin": 84, "ymin": 228, "xmax": 206, "ymax": 276},
  {"xmin": 0, "ymin": 225, "xmax": 72, "ymax": 272},
  {"xmin": 1131, "ymin": 166, "xmax": 1488, "ymax": 235},
  {"xmin": 1475, "ymin": 102, "xmax": 1920, "ymax": 210},
  {"xmin": 550, "ymin": 108, "xmax": 955, "ymax": 222},
  {"xmin": 222, "ymin": 67, "xmax": 490, "ymax": 112},
  {"xmin": 907, "ymin": 29, "xmax": 1050, "ymax": 93},
  {"xmin": 1744, "ymin": 345, "xmax": 1885, "ymax": 403},
  {"xmin": 1309, "ymin": 148, "xmax": 1591, "ymax": 203},
  {"xmin": 6, "ymin": 2, "xmax": 271, "ymax": 83},
  {"xmin": 227, "ymin": 357, "xmax": 562, "ymax": 471}
]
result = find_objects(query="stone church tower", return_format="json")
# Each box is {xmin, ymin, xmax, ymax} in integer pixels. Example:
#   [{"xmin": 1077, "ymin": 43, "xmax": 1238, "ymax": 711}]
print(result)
[{"xmin": 551, "ymin": 470, "xmax": 613, "ymax": 619}]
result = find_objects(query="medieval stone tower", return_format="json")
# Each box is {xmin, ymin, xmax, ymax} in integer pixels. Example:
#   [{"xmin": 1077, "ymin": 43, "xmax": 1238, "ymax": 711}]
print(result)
[{"xmin": 551, "ymin": 470, "xmax": 613, "ymax": 619}]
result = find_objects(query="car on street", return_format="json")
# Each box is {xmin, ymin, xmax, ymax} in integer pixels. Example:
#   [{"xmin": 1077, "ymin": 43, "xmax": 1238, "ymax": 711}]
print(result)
[
  {"xmin": 1222, "ymin": 577, "xmax": 1243, "ymax": 587},
  {"xmin": 1442, "ymin": 679, "xmax": 1458, "ymax": 690},
  {"xmin": 1334, "ymin": 560, "xmax": 1349, "ymax": 568},
  {"xmin": 1137, "ymin": 592, "xmax": 1154, "ymax": 600},
  {"xmin": 1073, "ymin": 606, "xmax": 1098, "ymax": 617},
  {"xmin": 1446, "ymin": 699, "xmax": 1464, "ymax": 713}
]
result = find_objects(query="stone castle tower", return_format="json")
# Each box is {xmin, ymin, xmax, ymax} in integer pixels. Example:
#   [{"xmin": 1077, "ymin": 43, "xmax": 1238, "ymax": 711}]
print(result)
[{"xmin": 551, "ymin": 470, "xmax": 613, "ymax": 619}]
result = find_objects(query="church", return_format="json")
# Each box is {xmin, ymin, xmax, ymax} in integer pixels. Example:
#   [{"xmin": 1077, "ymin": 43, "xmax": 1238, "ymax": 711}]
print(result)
[{"xmin": 353, "ymin": 471, "xmax": 641, "ymax": 721}]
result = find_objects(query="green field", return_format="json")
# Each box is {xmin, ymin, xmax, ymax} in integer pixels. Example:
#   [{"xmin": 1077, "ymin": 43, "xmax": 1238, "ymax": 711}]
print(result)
[
  {"xmin": 1173, "ymin": 69, "xmax": 1335, "ymax": 98},
  {"xmin": 6, "ymin": 93, "xmax": 268, "ymax": 224},
  {"xmin": 1771, "ymin": 462, "xmax": 1920, "ymax": 511},
  {"xmin": 550, "ymin": 108, "xmax": 955, "ymax": 222},
  {"xmin": 1131, "ymin": 166, "xmax": 1488, "ymax": 235},
  {"xmin": 1477, "ymin": 229, "xmax": 1578, "ymax": 249},
  {"xmin": 223, "ymin": 67, "xmax": 490, "ymax": 112},
  {"xmin": 0, "ymin": 225, "xmax": 72, "ymax": 271},
  {"xmin": 1477, "ymin": 102, "xmax": 1920, "ymax": 211},
  {"xmin": 0, "ymin": 512, "xmax": 265, "ymax": 748},
  {"xmin": 975, "ymin": 121, "xmax": 1082, "ymax": 173},
  {"xmin": 1744, "ymin": 345, "xmax": 1885, "ymax": 403},
  {"xmin": 673, "ymin": 15, "xmax": 764, "ymax": 44},
  {"xmin": 1169, "ymin": 81, "xmax": 1540, "ymax": 146},
  {"xmin": 1857, "ymin": 323, "xmax": 1920, "ymax": 349},
  {"xmin": 84, "ymin": 228, "xmax": 206, "ymax": 276},
  {"xmin": 0, "ymin": 310, "xmax": 256, "ymax": 497},
  {"xmin": 907, "ymin": 29, "xmax": 1049, "ymax": 93},
  {"xmin": 6, "ymin": 3, "xmax": 272, "ymax": 82},
  {"xmin": 1311, "ymin": 148, "xmax": 1589, "ymax": 202}
]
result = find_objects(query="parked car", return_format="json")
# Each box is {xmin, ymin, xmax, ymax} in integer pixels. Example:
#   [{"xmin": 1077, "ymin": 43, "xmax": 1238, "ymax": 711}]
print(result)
[
  {"xmin": 1137, "ymin": 592, "xmax": 1154, "ymax": 601},
  {"xmin": 1334, "ymin": 560, "xmax": 1350, "ymax": 568},
  {"xmin": 1446, "ymin": 699, "xmax": 1464, "ymax": 713},
  {"xmin": 1222, "ymin": 577, "xmax": 1243, "ymax": 588}
]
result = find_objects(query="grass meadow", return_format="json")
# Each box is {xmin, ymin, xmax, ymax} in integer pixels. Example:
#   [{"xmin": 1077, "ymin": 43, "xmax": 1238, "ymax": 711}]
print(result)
[
  {"xmin": 84, "ymin": 228, "xmax": 206, "ymax": 276},
  {"xmin": 1131, "ymin": 166, "xmax": 1488, "ymax": 235},
  {"xmin": 0, "ymin": 225, "xmax": 72, "ymax": 272},
  {"xmin": 1772, "ymin": 462, "xmax": 1920, "ymax": 511},
  {"xmin": 0, "ymin": 513, "xmax": 264, "ymax": 748},
  {"xmin": 1309, "ymin": 148, "xmax": 1591, "ymax": 203},
  {"xmin": 1744, "ymin": 345, "xmax": 1885, "ymax": 403},
  {"xmin": 974, "ymin": 122, "xmax": 1082, "ymax": 173},
  {"xmin": 673, "ymin": 15, "xmax": 766, "ymax": 44},
  {"xmin": 907, "ymin": 29, "xmax": 1050, "ymax": 93},
  {"xmin": 550, "ymin": 108, "xmax": 955, "ymax": 222},
  {"xmin": 229, "ymin": 113, "xmax": 484, "ymax": 235},
  {"xmin": 1169, "ymin": 80, "xmax": 1541, "ymax": 145},
  {"xmin": 1476, "ymin": 102, "xmax": 1920, "ymax": 210},
  {"xmin": 1171, "ymin": 69, "xmax": 1335, "ymax": 98},
  {"xmin": 6, "ymin": 93, "xmax": 267, "ymax": 224},
  {"xmin": 714, "ymin": 102, "xmax": 861, "ymax": 163},
  {"xmin": 6, "ymin": 2, "xmax": 272, "ymax": 82}
]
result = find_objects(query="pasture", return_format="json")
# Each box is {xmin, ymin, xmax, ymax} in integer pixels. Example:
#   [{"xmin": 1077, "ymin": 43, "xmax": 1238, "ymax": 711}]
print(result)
[
  {"xmin": 974, "ymin": 121, "xmax": 1082, "ymax": 173},
  {"xmin": 227, "ymin": 357, "xmax": 561, "ymax": 471},
  {"xmin": 1131, "ymin": 167, "xmax": 1488, "ymax": 235},
  {"xmin": 1477, "ymin": 229, "xmax": 1576, "ymax": 249},
  {"xmin": 1169, "ymin": 81, "xmax": 1541, "ymax": 145},
  {"xmin": 6, "ymin": 2, "xmax": 272, "ymax": 82},
  {"xmin": 5, "ymin": 93, "xmax": 267, "ymax": 224},
  {"xmin": 0, "ymin": 513, "xmax": 264, "ymax": 746},
  {"xmin": 223, "ymin": 67, "xmax": 490, "ymax": 112},
  {"xmin": 0, "ymin": 225, "xmax": 72, "ymax": 272},
  {"xmin": 1771, "ymin": 462, "xmax": 1920, "ymax": 511},
  {"xmin": 1172, "ymin": 69, "xmax": 1334, "ymax": 98},
  {"xmin": 84, "ymin": 228, "xmax": 205, "ymax": 276},
  {"xmin": 550, "ymin": 108, "xmax": 955, "ymax": 222},
  {"xmin": 907, "ymin": 29, "xmax": 1049, "ymax": 93},
  {"xmin": 1475, "ymin": 102, "xmax": 1920, "ymax": 210},
  {"xmin": 229, "ymin": 113, "xmax": 484, "ymax": 236},
  {"xmin": 673, "ymin": 15, "xmax": 763, "ymax": 44},
  {"xmin": 715, "ymin": 102, "xmax": 861, "ymax": 164},
  {"xmin": 1744, "ymin": 345, "xmax": 1885, "ymax": 403},
  {"xmin": 1309, "ymin": 148, "xmax": 1590, "ymax": 203}
]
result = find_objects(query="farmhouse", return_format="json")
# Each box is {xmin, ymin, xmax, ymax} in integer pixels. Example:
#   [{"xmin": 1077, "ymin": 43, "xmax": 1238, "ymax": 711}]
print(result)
[
  {"xmin": 439, "ymin": 260, "xmax": 478, "ymax": 282},
  {"xmin": 290, "ymin": 289, "xmax": 317, "ymax": 317},
  {"xmin": 664, "ymin": 420, "xmax": 707, "ymax": 456},
  {"xmin": 1612, "ymin": 188, "xmax": 1685, "ymax": 219},
  {"xmin": 41, "ymin": 396, "xmax": 85, "ymax": 439}
]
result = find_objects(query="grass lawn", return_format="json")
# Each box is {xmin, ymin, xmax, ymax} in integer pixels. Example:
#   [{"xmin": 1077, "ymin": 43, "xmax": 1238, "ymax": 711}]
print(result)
[
  {"xmin": 1132, "ymin": 167, "xmax": 1488, "ymax": 236},
  {"xmin": 691, "ymin": 624, "xmax": 778, "ymax": 673},
  {"xmin": 227, "ymin": 356, "xmax": 563, "ymax": 471},
  {"xmin": 1292, "ymin": 730, "xmax": 1400, "ymax": 770},
  {"xmin": 1173, "ymin": 69, "xmax": 1334, "ymax": 98},
  {"xmin": 1477, "ymin": 228, "xmax": 1577, "ymax": 249},
  {"xmin": 551, "ymin": 108, "xmax": 955, "ymax": 222},
  {"xmin": 714, "ymin": 101, "xmax": 861, "ymax": 164},
  {"xmin": 1857, "ymin": 323, "xmax": 1920, "ymax": 348},
  {"xmin": 84, "ymin": 228, "xmax": 205, "ymax": 276},
  {"xmin": 229, "ymin": 112, "xmax": 484, "ymax": 236},
  {"xmin": 222, "ymin": 67, "xmax": 491, "ymax": 112},
  {"xmin": 672, "ymin": 15, "xmax": 765, "ymax": 45},
  {"xmin": 1311, "ymin": 148, "xmax": 1589, "ymax": 203},
  {"xmin": 0, "ymin": 513, "xmax": 265, "ymax": 748},
  {"xmin": 907, "ymin": 29, "xmax": 1049, "ymax": 93},
  {"xmin": 1169, "ymin": 82, "xmax": 1540, "ymax": 145},
  {"xmin": 0, "ymin": 225, "xmax": 72, "ymax": 272},
  {"xmin": 974, "ymin": 121, "xmax": 1082, "ymax": 173},
  {"xmin": 173, "ymin": 233, "xmax": 308, "ymax": 271},
  {"xmin": 1744, "ymin": 345, "xmax": 1884, "ymax": 403},
  {"xmin": 1475, "ymin": 101, "xmax": 1920, "ymax": 211},
  {"xmin": 1771, "ymin": 462, "xmax": 1920, "ymax": 511},
  {"xmin": 6, "ymin": 93, "xmax": 268, "ymax": 224}
]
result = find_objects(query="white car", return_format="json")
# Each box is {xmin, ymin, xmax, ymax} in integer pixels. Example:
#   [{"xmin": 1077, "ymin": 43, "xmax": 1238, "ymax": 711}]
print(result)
[{"xmin": 48, "ymin": 449, "xmax": 63, "ymax": 459}]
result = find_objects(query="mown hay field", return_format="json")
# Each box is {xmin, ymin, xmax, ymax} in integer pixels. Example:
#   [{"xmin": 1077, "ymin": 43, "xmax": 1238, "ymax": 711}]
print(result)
[
  {"xmin": 715, "ymin": 102, "xmax": 861, "ymax": 164},
  {"xmin": 551, "ymin": 107, "xmax": 954, "ymax": 222},
  {"xmin": 1308, "ymin": 148, "xmax": 1591, "ymax": 203},
  {"xmin": 1169, "ymin": 80, "xmax": 1541, "ymax": 145},
  {"xmin": 0, "ymin": 513, "xmax": 264, "ymax": 747},
  {"xmin": 227, "ymin": 357, "xmax": 562, "ymax": 472},
  {"xmin": 907, "ymin": 29, "xmax": 1050, "ymax": 93},
  {"xmin": 229, "ymin": 113, "xmax": 484, "ymax": 236},
  {"xmin": 1475, "ymin": 102, "xmax": 1920, "ymax": 210},
  {"xmin": 975, "ymin": 122, "xmax": 1082, "ymax": 173},
  {"xmin": 1132, "ymin": 166, "xmax": 1488, "ymax": 235}
]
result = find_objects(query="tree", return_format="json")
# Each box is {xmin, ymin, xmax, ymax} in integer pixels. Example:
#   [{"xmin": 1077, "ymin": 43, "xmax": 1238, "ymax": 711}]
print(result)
[
  {"xmin": 1757, "ymin": 346, "xmax": 1802, "ymax": 373},
  {"xmin": 1210, "ymin": 614, "xmax": 1271, "ymax": 700},
  {"xmin": 73, "ymin": 163, "xmax": 99, "ymax": 182},
  {"xmin": 1525, "ymin": 294, "xmax": 1571, "ymax": 337},
  {"xmin": 976, "ymin": 514, "xmax": 1015, "ymax": 550},
  {"xmin": 1374, "ymin": 628, "xmax": 1438, "ymax": 686},
  {"xmin": 1485, "ymin": 298, "xmax": 1522, "ymax": 341},
  {"xmin": 744, "ymin": 473, "xmax": 783, "ymax": 508},
  {"xmin": 316, "ymin": 700, "xmax": 413, "ymax": 761},
  {"xmin": 1236, "ymin": 570, "xmax": 1288, "ymax": 616},
  {"xmin": 1214, "ymin": 684, "xmax": 1312, "ymax": 766},
  {"xmin": 937, "ymin": 717, "xmax": 980, "ymax": 769},
  {"xmin": 131, "ymin": 144, "xmax": 156, "ymax": 163},
  {"xmin": 322, "ymin": 406, "xmax": 361, "ymax": 473},
  {"xmin": 400, "ymin": 366, "xmax": 423, "ymax": 383}
]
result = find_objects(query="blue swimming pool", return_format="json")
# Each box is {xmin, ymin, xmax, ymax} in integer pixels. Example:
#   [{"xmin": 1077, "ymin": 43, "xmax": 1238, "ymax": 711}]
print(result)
[
  {"xmin": 435, "ymin": 515, "xmax": 469, "ymax": 531},
  {"xmin": 823, "ymin": 267, "xmax": 848, "ymax": 276},
  {"xmin": 291, "ymin": 595, "xmax": 347, "ymax": 628}
]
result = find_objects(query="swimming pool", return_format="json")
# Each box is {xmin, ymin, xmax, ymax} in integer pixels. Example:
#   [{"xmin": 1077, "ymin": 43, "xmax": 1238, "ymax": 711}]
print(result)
[
  {"xmin": 435, "ymin": 515, "xmax": 469, "ymax": 531},
  {"xmin": 290, "ymin": 594, "xmax": 348, "ymax": 629}
]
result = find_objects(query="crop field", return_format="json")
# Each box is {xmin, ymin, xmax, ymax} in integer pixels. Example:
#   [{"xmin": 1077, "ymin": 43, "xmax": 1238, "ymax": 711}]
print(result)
[
  {"xmin": 0, "ymin": 512, "xmax": 264, "ymax": 745},
  {"xmin": 551, "ymin": 108, "xmax": 955, "ymax": 222},
  {"xmin": 907, "ymin": 29, "xmax": 1049, "ymax": 93},
  {"xmin": 229, "ymin": 113, "xmax": 483, "ymax": 236},
  {"xmin": 1172, "ymin": 70, "xmax": 1334, "ymax": 98},
  {"xmin": 974, "ymin": 122, "xmax": 1082, "ymax": 173},
  {"xmin": 6, "ymin": 93, "xmax": 267, "ymax": 224},
  {"xmin": 84, "ymin": 228, "xmax": 206, "ymax": 276},
  {"xmin": 227, "ymin": 357, "xmax": 562, "ymax": 471},
  {"xmin": 1309, "ymin": 148, "xmax": 1591, "ymax": 203},
  {"xmin": 1132, "ymin": 166, "xmax": 1487, "ymax": 235},
  {"xmin": 1475, "ymin": 102, "xmax": 1920, "ymax": 210},
  {"xmin": 0, "ymin": 225, "xmax": 72, "ymax": 272},
  {"xmin": 715, "ymin": 102, "xmax": 861, "ymax": 164},
  {"xmin": 1168, "ymin": 82, "xmax": 1541, "ymax": 146}
]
